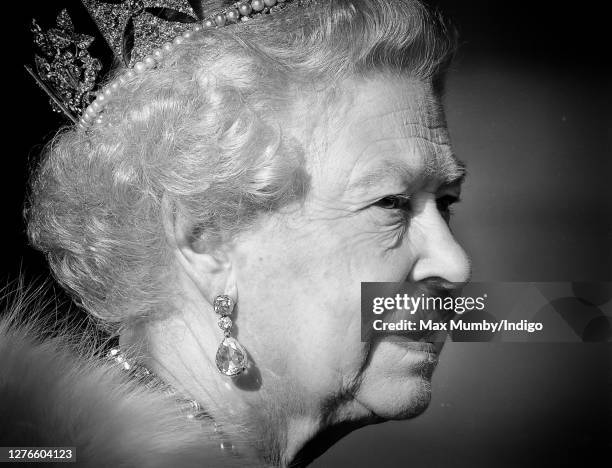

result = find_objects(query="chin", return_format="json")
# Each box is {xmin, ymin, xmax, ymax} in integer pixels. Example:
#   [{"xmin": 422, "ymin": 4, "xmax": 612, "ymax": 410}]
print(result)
[
  {"xmin": 356, "ymin": 375, "xmax": 433, "ymax": 421},
  {"xmin": 355, "ymin": 339, "xmax": 440, "ymax": 420}
]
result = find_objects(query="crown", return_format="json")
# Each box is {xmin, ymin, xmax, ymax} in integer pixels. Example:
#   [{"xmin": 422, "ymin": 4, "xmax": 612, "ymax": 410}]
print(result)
[{"xmin": 27, "ymin": 0, "xmax": 293, "ymax": 127}]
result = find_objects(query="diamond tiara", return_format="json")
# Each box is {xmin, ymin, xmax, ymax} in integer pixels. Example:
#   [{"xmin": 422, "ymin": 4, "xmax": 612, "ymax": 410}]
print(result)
[{"xmin": 27, "ymin": 0, "xmax": 294, "ymax": 130}]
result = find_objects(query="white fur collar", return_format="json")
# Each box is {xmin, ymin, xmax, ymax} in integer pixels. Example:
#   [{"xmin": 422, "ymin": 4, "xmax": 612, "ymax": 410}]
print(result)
[{"xmin": 0, "ymin": 301, "xmax": 260, "ymax": 467}]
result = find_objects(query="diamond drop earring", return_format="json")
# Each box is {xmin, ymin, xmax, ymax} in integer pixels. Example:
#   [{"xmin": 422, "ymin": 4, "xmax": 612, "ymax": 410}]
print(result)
[{"xmin": 213, "ymin": 295, "xmax": 249, "ymax": 377}]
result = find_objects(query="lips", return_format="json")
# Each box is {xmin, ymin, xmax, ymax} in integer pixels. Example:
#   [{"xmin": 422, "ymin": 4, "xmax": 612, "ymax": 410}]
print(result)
[
  {"xmin": 381, "ymin": 334, "xmax": 445, "ymax": 358},
  {"xmin": 381, "ymin": 337, "xmax": 437, "ymax": 353}
]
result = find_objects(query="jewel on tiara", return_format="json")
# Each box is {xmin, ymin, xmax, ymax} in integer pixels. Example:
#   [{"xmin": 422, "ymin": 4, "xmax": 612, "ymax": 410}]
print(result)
[
  {"xmin": 26, "ymin": 0, "xmax": 293, "ymax": 129},
  {"xmin": 26, "ymin": 10, "xmax": 102, "ymax": 124},
  {"xmin": 81, "ymin": 0, "xmax": 201, "ymax": 67}
]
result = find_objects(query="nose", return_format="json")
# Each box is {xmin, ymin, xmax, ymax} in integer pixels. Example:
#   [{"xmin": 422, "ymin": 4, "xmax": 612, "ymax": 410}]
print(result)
[{"xmin": 408, "ymin": 199, "xmax": 471, "ymax": 285}]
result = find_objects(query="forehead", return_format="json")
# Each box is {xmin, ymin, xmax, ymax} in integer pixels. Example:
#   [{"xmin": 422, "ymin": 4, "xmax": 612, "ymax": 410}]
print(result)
[{"xmin": 314, "ymin": 75, "xmax": 463, "ymax": 197}]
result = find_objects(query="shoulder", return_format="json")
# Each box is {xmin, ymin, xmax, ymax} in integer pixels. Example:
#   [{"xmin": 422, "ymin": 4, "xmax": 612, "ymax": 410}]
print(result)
[{"xmin": 0, "ymin": 298, "xmax": 251, "ymax": 467}]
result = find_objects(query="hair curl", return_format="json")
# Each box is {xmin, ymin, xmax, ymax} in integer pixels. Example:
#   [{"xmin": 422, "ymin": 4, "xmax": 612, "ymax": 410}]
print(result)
[{"xmin": 27, "ymin": 0, "xmax": 456, "ymax": 330}]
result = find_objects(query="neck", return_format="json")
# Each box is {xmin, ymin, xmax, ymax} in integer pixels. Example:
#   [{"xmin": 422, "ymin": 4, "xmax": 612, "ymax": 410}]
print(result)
[{"xmin": 123, "ymin": 303, "xmax": 353, "ymax": 466}]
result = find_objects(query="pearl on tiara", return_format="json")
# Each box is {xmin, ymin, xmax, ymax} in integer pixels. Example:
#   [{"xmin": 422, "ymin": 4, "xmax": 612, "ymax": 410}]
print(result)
[
  {"xmin": 77, "ymin": 0, "xmax": 294, "ymax": 130},
  {"xmin": 252, "ymin": 0, "xmax": 265, "ymax": 12},
  {"xmin": 226, "ymin": 9, "xmax": 240, "ymax": 22},
  {"xmin": 214, "ymin": 14, "xmax": 227, "ymax": 26},
  {"xmin": 238, "ymin": 3, "xmax": 253, "ymax": 16}
]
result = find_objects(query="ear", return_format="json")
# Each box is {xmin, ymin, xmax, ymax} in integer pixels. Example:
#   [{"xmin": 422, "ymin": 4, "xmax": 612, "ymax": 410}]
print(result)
[{"xmin": 161, "ymin": 195, "xmax": 236, "ymax": 304}]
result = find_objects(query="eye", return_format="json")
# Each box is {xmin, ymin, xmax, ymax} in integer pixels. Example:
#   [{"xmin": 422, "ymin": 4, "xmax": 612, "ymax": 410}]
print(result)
[
  {"xmin": 373, "ymin": 195, "xmax": 412, "ymax": 211},
  {"xmin": 436, "ymin": 194, "xmax": 460, "ymax": 220}
]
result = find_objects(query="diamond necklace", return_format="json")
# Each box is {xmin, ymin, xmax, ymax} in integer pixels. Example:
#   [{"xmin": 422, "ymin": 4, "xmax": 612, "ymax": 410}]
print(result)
[{"xmin": 106, "ymin": 347, "xmax": 235, "ymax": 452}]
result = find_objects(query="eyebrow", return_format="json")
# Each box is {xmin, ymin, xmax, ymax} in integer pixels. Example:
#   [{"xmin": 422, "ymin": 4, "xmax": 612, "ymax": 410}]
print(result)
[
  {"xmin": 348, "ymin": 155, "xmax": 466, "ymax": 193},
  {"xmin": 437, "ymin": 156, "xmax": 467, "ymax": 186}
]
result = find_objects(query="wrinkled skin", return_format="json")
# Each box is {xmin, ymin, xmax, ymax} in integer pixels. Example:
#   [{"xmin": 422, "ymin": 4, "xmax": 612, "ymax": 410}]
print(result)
[{"xmin": 140, "ymin": 75, "xmax": 471, "ymax": 466}]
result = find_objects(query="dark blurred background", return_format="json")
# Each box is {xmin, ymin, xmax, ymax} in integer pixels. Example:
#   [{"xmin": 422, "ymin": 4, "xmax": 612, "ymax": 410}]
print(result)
[{"xmin": 6, "ymin": 1, "xmax": 612, "ymax": 466}]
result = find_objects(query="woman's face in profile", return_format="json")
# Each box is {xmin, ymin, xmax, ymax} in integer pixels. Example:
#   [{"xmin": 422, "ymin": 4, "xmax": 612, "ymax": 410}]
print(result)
[{"xmin": 228, "ymin": 75, "xmax": 470, "ymax": 422}]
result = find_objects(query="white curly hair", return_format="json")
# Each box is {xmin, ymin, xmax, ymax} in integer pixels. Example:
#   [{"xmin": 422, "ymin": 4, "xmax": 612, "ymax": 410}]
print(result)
[{"xmin": 27, "ymin": 0, "xmax": 457, "ymax": 331}]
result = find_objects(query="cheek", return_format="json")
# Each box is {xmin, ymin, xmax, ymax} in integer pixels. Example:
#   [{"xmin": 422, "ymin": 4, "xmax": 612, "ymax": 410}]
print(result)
[
  {"xmin": 232, "ymin": 217, "xmax": 373, "ymax": 387},
  {"xmin": 231, "ymin": 210, "xmax": 418, "ymax": 392}
]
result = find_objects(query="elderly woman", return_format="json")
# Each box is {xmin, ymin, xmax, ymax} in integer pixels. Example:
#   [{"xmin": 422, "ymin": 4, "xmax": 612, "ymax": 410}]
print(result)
[{"xmin": 2, "ymin": 0, "xmax": 469, "ymax": 466}]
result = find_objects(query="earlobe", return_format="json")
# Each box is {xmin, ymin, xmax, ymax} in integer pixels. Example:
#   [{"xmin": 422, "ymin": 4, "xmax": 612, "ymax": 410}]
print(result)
[{"xmin": 223, "ymin": 270, "xmax": 238, "ymax": 299}]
